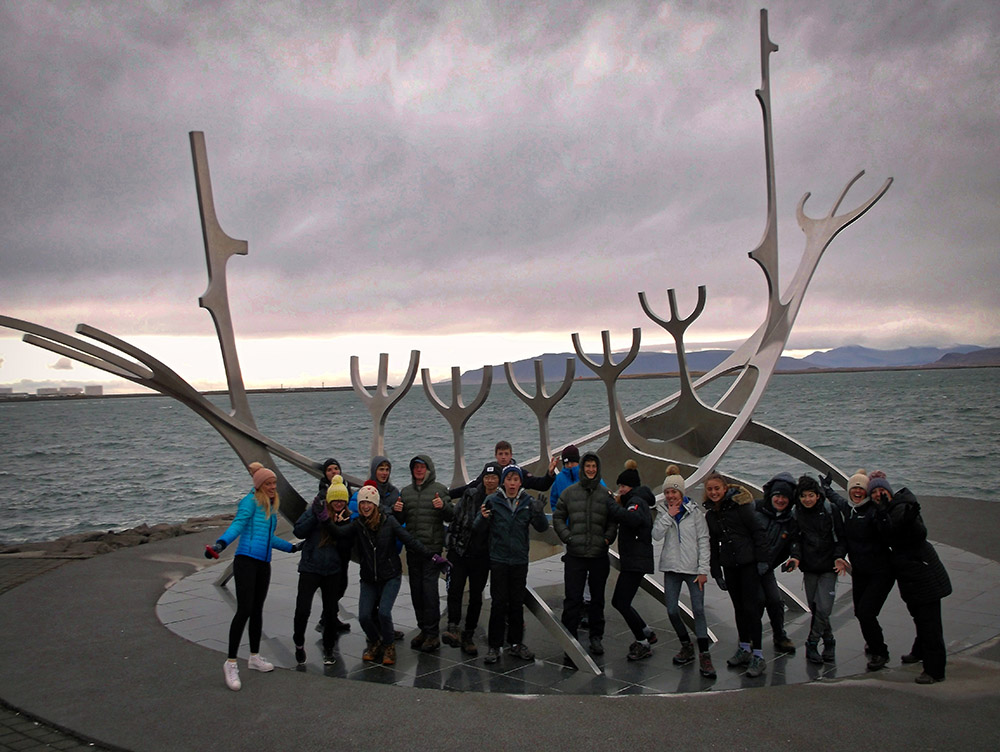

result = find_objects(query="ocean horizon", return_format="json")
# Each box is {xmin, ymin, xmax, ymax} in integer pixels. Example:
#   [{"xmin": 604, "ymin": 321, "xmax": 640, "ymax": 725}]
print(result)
[{"xmin": 1, "ymin": 367, "xmax": 996, "ymax": 545}]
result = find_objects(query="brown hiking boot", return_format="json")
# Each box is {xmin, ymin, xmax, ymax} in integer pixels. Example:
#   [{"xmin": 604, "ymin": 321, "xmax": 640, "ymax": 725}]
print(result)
[
  {"xmin": 410, "ymin": 631, "xmax": 427, "ymax": 650},
  {"xmin": 420, "ymin": 635, "xmax": 441, "ymax": 653},
  {"xmin": 382, "ymin": 643, "xmax": 397, "ymax": 666},
  {"xmin": 461, "ymin": 631, "xmax": 479, "ymax": 656},
  {"xmin": 673, "ymin": 641, "xmax": 695, "ymax": 666},
  {"xmin": 699, "ymin": 651, "xmax": 717, "ymax": 678},
  {"xmin": 442, "ymin": 624, "xmax": 461, "ymax": 648},
  {"xmin": 363, "ymin": 641, "xmax": 383, "ymax": 663}
]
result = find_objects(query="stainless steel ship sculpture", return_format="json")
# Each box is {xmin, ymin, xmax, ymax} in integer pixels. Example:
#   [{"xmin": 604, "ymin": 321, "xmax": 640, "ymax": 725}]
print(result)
[{"xmin": 1, "ymin": 10, "xmax": 891, "ymax": 673}]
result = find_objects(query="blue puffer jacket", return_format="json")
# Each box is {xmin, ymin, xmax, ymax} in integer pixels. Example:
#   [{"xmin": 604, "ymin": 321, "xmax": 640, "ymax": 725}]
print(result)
[
  {"xmin": 218, "ymin": 491, "xmax": 295, "ymax": 562},
  {"xmin": 549, "ymin": 465, "xmax": 580, "ymax": 511}
]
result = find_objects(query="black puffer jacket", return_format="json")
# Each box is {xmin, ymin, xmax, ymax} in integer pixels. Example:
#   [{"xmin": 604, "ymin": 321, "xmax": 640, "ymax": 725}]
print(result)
[
  {"xmin": 604, "ymin": 486, "xmax": 654, "ymax": 573},
  {"xmin": 878, "ymin": 488, "xmax": 952, "ymax": 604},
  {"xmin": 789, "ymin": 495, "xmax": 847, "ymax": 573},
  {"xmin": 553, "ymin": 453, "xmax": 618, "ymax": 558},
  {"xmin": 396, "ymin": 455, "xmax": 454, "ymax": 552},
  {"xmin": 446, "ymin": 483, "xmax": 491, "ymax": 559},
  {"xmin": 293, "ymin": 504, "xmax": 342, "ymax": 576},
  {"xmin": 754, "ymin": 497, "xmax": 797, "ymax": 571},
  {"xmin": 330, "ymin": 513, "xmax": 432, "ymax": 584},
  {"xmin": 704, "ymin": 484, "xmax": 767, "ymax": 576},
  {"xmin": 827, "ymin": 487, "xmax": 892, "ymax": 574}
]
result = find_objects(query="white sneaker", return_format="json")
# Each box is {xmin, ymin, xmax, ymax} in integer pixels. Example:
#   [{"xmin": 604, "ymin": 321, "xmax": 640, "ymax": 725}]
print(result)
[
  {"xmin": 248, "ymin": 653, "xmax": 274, "ymax": 672},
  {"xmin": 223, "ymin": 659, "xmax": 241, "ymax": 691}
]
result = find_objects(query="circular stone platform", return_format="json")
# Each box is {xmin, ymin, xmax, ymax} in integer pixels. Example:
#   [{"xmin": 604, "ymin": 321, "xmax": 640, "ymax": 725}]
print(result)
[{"xmin": 157, "ymin": 539, "xmax": 1000, "ymax": 696}]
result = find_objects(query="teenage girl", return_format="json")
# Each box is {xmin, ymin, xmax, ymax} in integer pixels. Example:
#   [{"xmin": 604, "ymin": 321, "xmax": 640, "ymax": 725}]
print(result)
[{"xmin": 206, "ymin": 465, "xmax": 298, "ymax": 691}]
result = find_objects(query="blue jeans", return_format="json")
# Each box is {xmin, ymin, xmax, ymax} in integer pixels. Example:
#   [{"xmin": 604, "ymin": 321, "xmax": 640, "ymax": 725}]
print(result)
[
  {"xmin": 663, "ymin": 571, "xmax": 708, "ymax": 642},
  {"xmin": 358, "ymin": 577, "xmax": 401, "ymax": 645}
]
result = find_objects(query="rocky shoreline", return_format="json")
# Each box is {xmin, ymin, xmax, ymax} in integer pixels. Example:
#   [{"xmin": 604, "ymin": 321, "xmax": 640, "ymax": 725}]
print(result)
[{"xmin": 0, "ymin": 513, "xmax": 235, "ymax": 559}]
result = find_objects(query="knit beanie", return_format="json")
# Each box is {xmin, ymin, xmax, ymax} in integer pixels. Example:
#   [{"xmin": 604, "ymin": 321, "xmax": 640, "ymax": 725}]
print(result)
[
  {"xmin": 501, "ymin": 464, "xmax": 523, "ymax": 484},
  {"xmin": 848, "ymin": 469, "xmax": 870, "ymax": 494},
  {"xmin": 481, "ymin": 462, "xmax": 501, "ymax": 480},
  {"xmin": 561, "ymin": 444, "xmax": 581, "ymax": 463},
  {"xmin": 867, "ymin": 470, "xmax": 893, "ymax": 496},
  {"xmin": 662, "ymin": 464, "xmax": 685, "ymax": 494},
  {"xmin": 616, "ymin": 459, "xmax": 641, "ymax": 488},
  {"xmin": 767, "ymin": 474, "xmax": 796, "ymax": 501},
  {"xmin": 252, "ymin": 466, "xmax": 276, "ymax": 489},
  {"xmin": 356, "ymin": 485, "xmax": 380, "ymax": 505},
  {"xmin": 326, "ymin": 475, "xmax": 349, "ymax": 502}
]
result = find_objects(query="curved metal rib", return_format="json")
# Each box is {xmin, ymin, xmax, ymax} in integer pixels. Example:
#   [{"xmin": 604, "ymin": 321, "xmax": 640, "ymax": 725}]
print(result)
[{"xmin": 190, "ymin": 131, "xmax": 255, "ymax": 427}]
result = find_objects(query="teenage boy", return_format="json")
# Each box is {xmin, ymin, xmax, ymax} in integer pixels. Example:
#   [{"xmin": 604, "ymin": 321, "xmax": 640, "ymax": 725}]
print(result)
[
  {"xmin": 442, "ymin": 462, "xmax": 499, "ymax": 655},
  {"xmin": 549, "ymin": 444, "xmax": 581, "ymax": 511},
  {"xmin": 450, "ymin": 440, "xmax": 558, "ymax": 498},
  {"xmin": 754, "ymin": 472, "xmax": 799, "ymax": 653},
  {"xmin": 553, "ymin": 452, "xmax": 618, "ymax": 656},
  {"xmin": 394, "ymin": 455, "xmax": 454, "ymax": 652},
  {"xmin": 475, "ymin": 465, "xmax": 549, "ymax": 664},
  {"xmin": 785, "ymin": 475, "xmax": 848, "ymax": 664}
]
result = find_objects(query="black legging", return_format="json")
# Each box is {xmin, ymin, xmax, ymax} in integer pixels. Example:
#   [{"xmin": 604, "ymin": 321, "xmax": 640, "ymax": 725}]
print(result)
[
  {"xmin": 611, "ymin": 570, "xmax": 648, "ymax": 640},
  {"xmin": 723, "ymin": 563, "xmax": 763, "ymax": 650},
  {"xmin": 228, "ymin": 555, "xmax": 271, "ymax": 659}
]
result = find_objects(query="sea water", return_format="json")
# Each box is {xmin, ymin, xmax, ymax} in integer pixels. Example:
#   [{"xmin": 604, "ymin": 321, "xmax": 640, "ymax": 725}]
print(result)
[{"xmin": 0, "ymin": 367, "xmax": 996, "ymax": 544}]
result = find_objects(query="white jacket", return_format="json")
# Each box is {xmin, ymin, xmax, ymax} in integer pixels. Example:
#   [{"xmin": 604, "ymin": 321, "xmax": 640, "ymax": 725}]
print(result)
[{"xmin": 652, "ymin": 499, "xmax": 710, "ymax": 576}]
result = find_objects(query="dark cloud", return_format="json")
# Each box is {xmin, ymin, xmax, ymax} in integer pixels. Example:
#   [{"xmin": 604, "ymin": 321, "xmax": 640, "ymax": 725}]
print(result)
[{"xmin": 0, "ymin": 0, "xmax": 997, "ymax": 360}]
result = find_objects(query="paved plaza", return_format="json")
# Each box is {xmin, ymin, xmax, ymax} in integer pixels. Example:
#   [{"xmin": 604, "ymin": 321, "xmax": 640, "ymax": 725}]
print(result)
[{"xmin": 2, "ymin": 496, "xmax": 1000, "ymax": 751}]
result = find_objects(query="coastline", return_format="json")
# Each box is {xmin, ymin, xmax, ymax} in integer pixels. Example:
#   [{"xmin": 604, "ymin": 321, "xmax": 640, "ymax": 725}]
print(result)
[
  {"xmin": 2, "ymin": 362, "xmax": 996, "ymax": 401},
  {"xmin": 0, "ymin": 513, "xmax": 233, "ymax": 558}
]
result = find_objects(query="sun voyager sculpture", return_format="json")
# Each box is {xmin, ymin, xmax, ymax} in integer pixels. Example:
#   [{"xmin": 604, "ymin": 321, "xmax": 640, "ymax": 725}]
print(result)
[{"xmin": 1, "ymin": 10, "xmax": 891, "ymax": 672}]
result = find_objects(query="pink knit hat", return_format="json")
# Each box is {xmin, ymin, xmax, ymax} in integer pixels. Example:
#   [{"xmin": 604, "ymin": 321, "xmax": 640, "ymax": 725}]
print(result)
[{"xmin": 252, "ymin": 466, "xmax": 277, "ymax": 489}]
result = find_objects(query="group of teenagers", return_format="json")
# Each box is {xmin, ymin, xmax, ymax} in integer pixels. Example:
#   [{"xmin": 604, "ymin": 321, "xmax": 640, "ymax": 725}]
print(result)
[{"xmin": 205, "ymin": 441, "xmax": 951, "ymax": 692}]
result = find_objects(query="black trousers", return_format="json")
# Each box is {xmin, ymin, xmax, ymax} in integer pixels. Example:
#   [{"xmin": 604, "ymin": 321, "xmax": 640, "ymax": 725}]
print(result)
[
  {"xmin": 293, "ymin": 571, "xmax": 340, "ymax": 652},
  {"xmin": 852, "ymin": 569, "xmax": 895, "ymax": 659},
  {"xmin": 758, "ymin": 568, "xmax": 787, "ymax": 638},
  {"xmin": 562, "ymin": 554, "xmax": 610, "ymax": 639},
  {"xmin": 407, "ymin": 551, "xmax": 442, "ymax": 636},
  {"xmin": 723, "ymin": 563, "xmax": 763, "ymax": 650},
  {"xmin": 228, "ymin": 555, "xmax": 271, "ymax": 659},
  {"xmin": 446, "ymin": 553, "xmax": 490, "ymax": 633},
  {"xmin": 488, "ymin": 562, "xmax": 528, "ymax": 648},
  {"xmin": 611, "ymin": 570, "xmax": 648, "ymax": 640},
  {"xmin": 906, "ymin": 598, "xmax": 946, "ymax": 680}
]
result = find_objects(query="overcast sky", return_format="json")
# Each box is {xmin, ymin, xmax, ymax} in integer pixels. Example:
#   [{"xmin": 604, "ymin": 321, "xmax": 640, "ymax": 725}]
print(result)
[{"xmin": 1, "ymin": 1, "xmax": 997, "ymax": 392}]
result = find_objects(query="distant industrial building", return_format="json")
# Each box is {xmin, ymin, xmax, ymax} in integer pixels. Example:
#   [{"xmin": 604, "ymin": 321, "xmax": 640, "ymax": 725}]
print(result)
[
  {"xmin": 36, "ymin": 387, "xmax": 59, "ymax": 395},
  {"xmin": 58, "ymin": 387, "xmax": 83, "ymax": 395},
  {"xmin": 84, "ymin": 385, "xmax": 103, "ymax": 396}
]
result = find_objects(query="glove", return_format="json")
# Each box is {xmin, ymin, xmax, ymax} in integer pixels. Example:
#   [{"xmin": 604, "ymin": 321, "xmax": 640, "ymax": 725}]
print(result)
[
  {"xmin": 820, "ymin": 471, "xmax": 833, "ymax": 488},
  {"xmin": 291, "ymin": 541, "xmax": 305, "ymax": 553},
  {"xmin": 312, "ymin": 499, "xmax": 330, "ymax": 521},
  {"xmin": 431, "ymin": 553, "xmax": 451, "ymax": 571},
  {"xmin": 204, "ymin": 541, "xmax": 225, "ymax": 559},
  {"xmin": 757, "ymin": 561, "xmax": 770, "ymax": 577},
  {"xmin": 715, "ymin": 576, "xmax": 727, "ymax": 591}
]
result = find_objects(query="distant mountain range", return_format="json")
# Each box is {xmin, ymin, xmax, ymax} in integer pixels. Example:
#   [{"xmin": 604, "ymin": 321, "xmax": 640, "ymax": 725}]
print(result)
[{"xmin": 460, "ymin": 345, "xmax": 998, "ymax": 383}]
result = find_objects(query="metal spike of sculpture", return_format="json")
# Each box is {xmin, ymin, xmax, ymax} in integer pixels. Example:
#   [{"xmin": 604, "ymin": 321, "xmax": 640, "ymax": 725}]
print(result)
[
  {"xmin": 422, "ymin": 365, "xmax": 492, "ymax": 489},
  {"xmin": 1, "ymin": 10, "xmax": 889, "ymax": 673}
]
